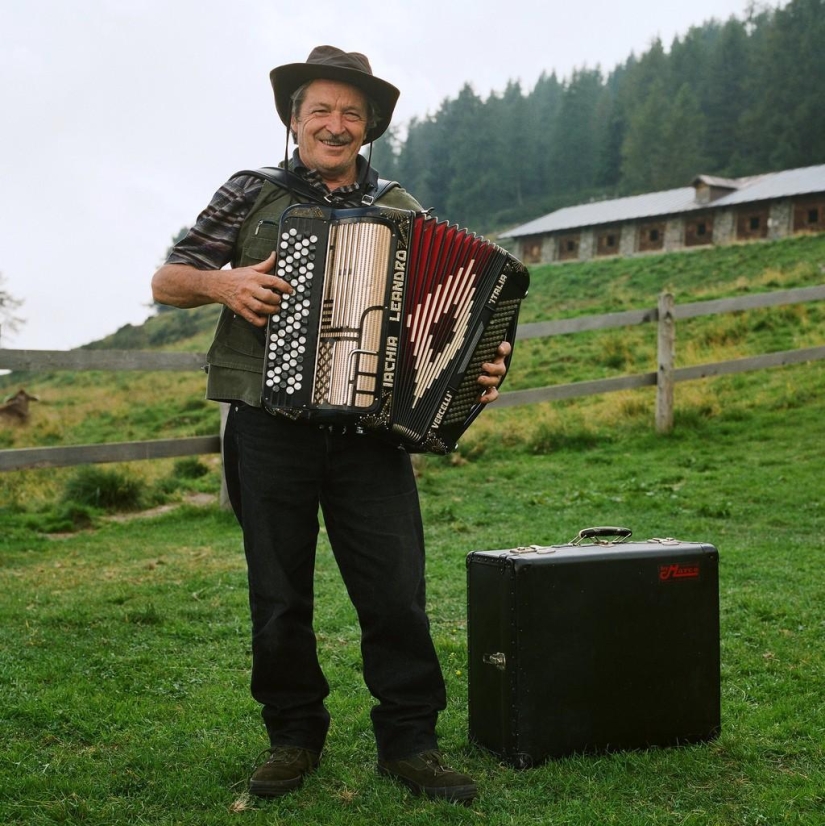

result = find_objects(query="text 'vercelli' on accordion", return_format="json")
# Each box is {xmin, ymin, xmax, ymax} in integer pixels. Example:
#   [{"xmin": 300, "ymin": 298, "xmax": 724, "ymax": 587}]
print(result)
[{"xmin": 260, "ymin": 204, "xmax": 530, "ymax": 454}]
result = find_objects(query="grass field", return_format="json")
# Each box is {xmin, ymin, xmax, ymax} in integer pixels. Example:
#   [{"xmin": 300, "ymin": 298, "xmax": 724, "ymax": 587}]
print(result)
[
  {"xmin": 2, "ymin": 361, "xmax": 823, "ymax": 824},
  {"xmin": 1, "ymin": 236, "xmax": 824, "ymax": 824}
]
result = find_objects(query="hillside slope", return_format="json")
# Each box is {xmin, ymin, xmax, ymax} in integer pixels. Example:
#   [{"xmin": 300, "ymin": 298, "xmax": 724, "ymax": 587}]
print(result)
[{"xmin": 1, "ymin": 233, "xmax": 823, "ymax": 457}]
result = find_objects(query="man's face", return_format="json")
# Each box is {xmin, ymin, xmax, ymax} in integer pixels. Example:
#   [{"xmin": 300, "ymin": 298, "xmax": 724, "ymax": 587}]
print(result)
[{"xmin": 291, "ymin": 79, "xmax": 369, "ymax": 185}]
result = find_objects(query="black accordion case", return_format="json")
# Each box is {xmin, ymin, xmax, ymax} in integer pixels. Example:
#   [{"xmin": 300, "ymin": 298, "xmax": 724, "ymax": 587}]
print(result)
[
  {"xmin": 259, "ymin": 203, "xmax": 529, "ymax": 454},
  {"xmin": 466, "ymin": 528, "xmax": 720, "ymax": 768}
]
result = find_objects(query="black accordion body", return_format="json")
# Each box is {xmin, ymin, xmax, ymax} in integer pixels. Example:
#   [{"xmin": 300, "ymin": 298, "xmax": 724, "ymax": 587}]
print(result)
[{"xmin": 261, "ymin": 204, "xmax": 530, "ymax": 453}]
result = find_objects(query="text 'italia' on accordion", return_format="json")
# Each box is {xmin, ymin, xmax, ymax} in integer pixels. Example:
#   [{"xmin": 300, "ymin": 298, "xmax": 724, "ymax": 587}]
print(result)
[{"xmin": 260, "ymin": 204, "xmax": 530, "ymax": 454}]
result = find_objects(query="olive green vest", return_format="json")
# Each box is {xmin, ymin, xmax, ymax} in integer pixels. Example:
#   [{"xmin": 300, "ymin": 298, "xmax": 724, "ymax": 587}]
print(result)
[{"xmin": 205, "ymin": 178, "xmax": 423, "ymax": 406}]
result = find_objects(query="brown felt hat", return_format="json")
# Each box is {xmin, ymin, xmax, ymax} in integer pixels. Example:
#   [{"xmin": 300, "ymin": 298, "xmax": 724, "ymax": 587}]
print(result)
[{"xmin": 270, "ymin": 45, "xmax": 400, "ymax": 143}]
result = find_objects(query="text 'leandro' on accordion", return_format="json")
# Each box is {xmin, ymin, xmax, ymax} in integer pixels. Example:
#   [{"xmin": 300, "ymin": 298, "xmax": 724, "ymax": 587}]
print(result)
[{"xmin": 261, "ymin": 203, "xmax": 530, "ymax": 453}]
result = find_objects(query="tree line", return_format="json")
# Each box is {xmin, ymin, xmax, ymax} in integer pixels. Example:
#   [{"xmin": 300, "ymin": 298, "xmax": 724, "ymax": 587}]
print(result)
[{"xmin": 370, "ymin": 0, "xmax": 825, "ymax": 233}]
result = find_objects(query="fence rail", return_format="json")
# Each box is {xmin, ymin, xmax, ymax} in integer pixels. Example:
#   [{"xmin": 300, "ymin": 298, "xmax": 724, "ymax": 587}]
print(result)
[
  {"xmin": 0, "ymin": 350, "xmax": 205, "ymax": 373},
  {"xmin": 0, "ymin": 436, "xmax": 221, "ymax": 472},
  {"xmin": 494, "ymin": 345, "xmax": 825, "ymax": 408},
  {"xmin": 2, "ymin": 284, "xmax": 823, "ymax": 472}
]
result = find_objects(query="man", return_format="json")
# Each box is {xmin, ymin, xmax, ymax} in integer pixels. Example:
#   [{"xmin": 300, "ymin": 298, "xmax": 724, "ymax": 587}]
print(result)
[{"xmin": 152, "ymin": 46, "xmax": 510, "ymax": 804}]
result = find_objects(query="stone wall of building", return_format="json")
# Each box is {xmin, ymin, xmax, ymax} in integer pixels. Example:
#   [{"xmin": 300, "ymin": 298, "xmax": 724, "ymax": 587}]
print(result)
[
  {"xmin": 521, "ymin": 194, "xmax": 821, "ymax": 264},
  {"xmin": 769, "ymin": 199, "xmax": 793, "ymax": 239},
  {"xmin": 579, "ymin": 229, "xmax": 595, "ymax": 261},
  {"xmin": 713, "ymin": 209, "xmax": 736, "ymax": 245},
  {"xmin": 541, "ymin": 233, "xmax": 557, "ymax": 263},
  {"xmin": 664, "ymin": 217, "xmax": 684, "ymax": 252},
  {"xmin": 619, "ymin": 226, "xmax": 636, "ymax": 257}
]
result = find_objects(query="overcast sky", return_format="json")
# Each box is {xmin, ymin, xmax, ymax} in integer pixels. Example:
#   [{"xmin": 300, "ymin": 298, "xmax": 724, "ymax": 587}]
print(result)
[{"xmin": 1, "ymin": 0, "xmax": 779, "ymax": 352}]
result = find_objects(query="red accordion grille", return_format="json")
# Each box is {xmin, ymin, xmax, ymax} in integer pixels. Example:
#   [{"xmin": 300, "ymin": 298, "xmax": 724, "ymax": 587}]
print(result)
[{"xmin": 392, "ymin": 217, "xmax": 501, "ymax": 434}]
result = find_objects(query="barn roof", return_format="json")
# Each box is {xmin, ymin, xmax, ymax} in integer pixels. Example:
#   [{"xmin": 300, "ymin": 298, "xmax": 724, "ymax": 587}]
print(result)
[
  {"xmin": 710, "ymin": 165, "xmax": 825, "ymax": 205},
  {"xmin": 503, "ymin": 164, "xmax": 825, "ymax": 238}
]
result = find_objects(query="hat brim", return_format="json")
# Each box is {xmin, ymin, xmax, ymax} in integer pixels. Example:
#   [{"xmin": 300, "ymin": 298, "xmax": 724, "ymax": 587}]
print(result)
[{"xmin": 270, "ymin": 63, "xmax": 399, "ymax": 143}]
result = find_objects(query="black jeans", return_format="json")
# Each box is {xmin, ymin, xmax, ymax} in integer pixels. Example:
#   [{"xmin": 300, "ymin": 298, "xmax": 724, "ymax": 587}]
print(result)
[{"xmin": 224, "ymin": 404, "xmax": 446, "ymax": 760}]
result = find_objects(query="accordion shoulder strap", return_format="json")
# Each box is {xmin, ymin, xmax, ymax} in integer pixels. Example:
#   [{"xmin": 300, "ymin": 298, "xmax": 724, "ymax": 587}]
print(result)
[{"xmin": 233, "ymin": 166, "xmax": 398, "ymax": 206}]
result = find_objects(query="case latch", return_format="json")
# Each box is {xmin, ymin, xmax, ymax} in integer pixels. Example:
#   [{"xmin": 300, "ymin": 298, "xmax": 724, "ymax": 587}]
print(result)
[
  {"xmin": 511, "ymin": 544, "xmax": 556, "ymax": 555},
  {"xmin": 482, "ymin": 652, "xmax": 507, "ymax": 671}
]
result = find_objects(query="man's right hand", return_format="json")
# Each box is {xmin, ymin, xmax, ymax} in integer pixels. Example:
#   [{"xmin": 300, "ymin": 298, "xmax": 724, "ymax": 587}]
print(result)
[{"xmin": 220, "ymin": 252, "xmax": 294, "ymax": 327}]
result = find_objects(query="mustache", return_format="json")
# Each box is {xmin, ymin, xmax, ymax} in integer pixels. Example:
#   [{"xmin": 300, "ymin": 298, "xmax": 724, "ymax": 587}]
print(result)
[{"xmin": 319, "ymin": 134, "xmax": 352, "ymax": 146}]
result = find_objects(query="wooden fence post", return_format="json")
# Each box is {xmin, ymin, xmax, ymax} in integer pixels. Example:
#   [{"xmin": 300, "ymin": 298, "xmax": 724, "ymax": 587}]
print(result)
[
  {"xmin": 656, "ymin": 292, "xmax": 675, "ymax": 434},
  {"xmin": 219, "ymin": 403, "xmax": 231, "ymax": 510}
]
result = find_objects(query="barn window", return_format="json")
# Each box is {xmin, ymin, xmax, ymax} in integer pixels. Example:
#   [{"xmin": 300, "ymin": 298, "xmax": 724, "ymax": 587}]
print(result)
[
  {"xmin": 521, "ymin": 237, "xmax": 543, "ymax": 264},
  {"xmin": 793, "ymin": 201, "xmax": 823, "ymax": 232},
  {"xmin": 558, "ymin": 233, "xmax": 581, "ymax": 260},
  {"xmin": 749, "ymin": 216, "xmax": 760, "ymax": 231},
  {"xmin": 596, "ymin": 229, "xmax": 621, "ymax": 256},
  {"xmin": 639, "ymin": 222, "xmax": 665, "ymax": 251},
  {"xmin": 685, "ymin": 215, "xmax": 713, "ymax": 246}
]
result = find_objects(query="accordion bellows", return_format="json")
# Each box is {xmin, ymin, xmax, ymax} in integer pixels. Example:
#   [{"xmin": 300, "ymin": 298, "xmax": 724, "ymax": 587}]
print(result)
[{"xmin": 261, "ymin": 204, "xmax": 530, "ymax": 453}]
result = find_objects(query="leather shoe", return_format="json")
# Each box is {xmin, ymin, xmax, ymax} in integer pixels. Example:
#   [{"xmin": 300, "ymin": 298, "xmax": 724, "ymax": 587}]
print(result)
[
  {"xmin": 249, "ymin": 745, "xmax": 320, "ymax": 797},
  {"xmin": 377, "ymin": 749, "xmax": 477, "ymax": 802}
]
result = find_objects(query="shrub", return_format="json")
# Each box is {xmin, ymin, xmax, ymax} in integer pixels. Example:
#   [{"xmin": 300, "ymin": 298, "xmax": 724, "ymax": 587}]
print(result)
[
  {"xmin": 172, "ymin": 458, "xmax": 209, "ymax": 480},
  {"xmin": 25, "ymin": 502, "xmax": 97, "ymax": 533},
  {"xmin": 528, "ymin": 421, "xmax": 603, "ymax": 454},
  {"xmin": 61, "ymin": 466, "xmax": 146, "ymax": 512}
]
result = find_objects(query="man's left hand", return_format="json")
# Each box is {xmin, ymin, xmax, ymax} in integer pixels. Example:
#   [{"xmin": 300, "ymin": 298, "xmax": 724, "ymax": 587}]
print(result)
[{"xmin": 477, "ymin": 341, "xmax": 512, "ymax": 404}]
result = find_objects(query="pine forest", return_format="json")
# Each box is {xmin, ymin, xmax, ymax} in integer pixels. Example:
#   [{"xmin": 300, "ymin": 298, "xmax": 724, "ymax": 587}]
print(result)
[{"xmin": 370, "ymin": 0, "xmax": 825, "ymax": 233}]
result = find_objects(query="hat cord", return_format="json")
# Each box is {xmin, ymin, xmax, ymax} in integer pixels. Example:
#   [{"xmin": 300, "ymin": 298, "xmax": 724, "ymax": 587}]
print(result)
[{"xmin": 283, "ymin": 100, "xmax": 292, "ymax": 171}]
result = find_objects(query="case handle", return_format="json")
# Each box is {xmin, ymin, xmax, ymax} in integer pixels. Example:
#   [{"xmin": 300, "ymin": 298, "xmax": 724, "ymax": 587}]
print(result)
[{"xmin": 570, "ymin": 526, "xmax": 633, "ymax": 546}]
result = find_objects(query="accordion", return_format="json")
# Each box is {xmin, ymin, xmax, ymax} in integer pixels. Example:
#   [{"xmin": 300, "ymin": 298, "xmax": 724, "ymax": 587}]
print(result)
[{"xmin": 261, "ymin": 204, "xmax": 529, "ymax": 453}]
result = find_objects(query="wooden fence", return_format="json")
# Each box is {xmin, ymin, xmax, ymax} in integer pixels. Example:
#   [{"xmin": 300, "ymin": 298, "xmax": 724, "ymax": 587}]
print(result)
[{"xmin": 1, "ymin": 284, "xmax": 824, "ymax": 473}]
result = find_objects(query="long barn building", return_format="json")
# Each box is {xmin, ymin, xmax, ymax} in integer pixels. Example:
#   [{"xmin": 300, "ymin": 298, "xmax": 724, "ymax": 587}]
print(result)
[{"xmin": 503, "ymin": 164, "xmax": 825, "ymax": 265}]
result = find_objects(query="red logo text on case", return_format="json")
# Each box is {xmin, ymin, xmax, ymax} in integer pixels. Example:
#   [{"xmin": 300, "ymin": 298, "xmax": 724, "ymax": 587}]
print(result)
[{"xmin": 659, "ymin": 563, "xmax": 700, "ymax": 582}]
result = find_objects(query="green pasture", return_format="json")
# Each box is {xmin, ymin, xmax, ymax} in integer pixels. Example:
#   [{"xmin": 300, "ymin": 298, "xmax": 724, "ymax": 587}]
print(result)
[{"xmin": 2, "ymin": 361, "xmax": 824, "ymax": 824}]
